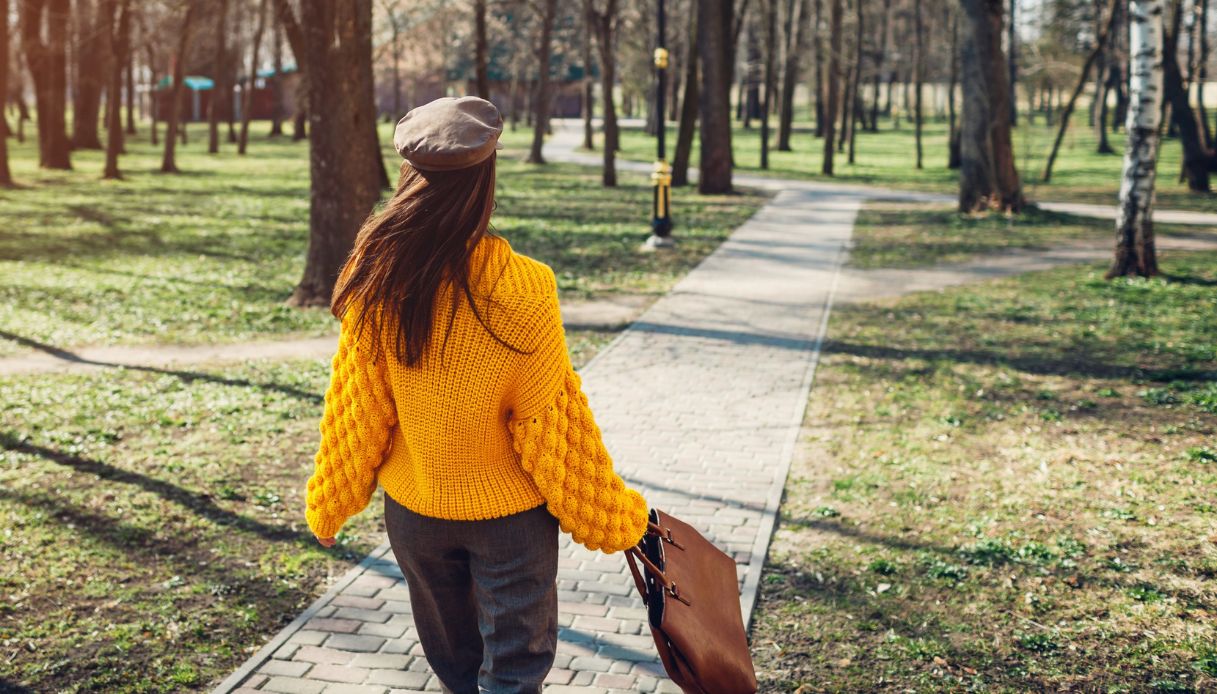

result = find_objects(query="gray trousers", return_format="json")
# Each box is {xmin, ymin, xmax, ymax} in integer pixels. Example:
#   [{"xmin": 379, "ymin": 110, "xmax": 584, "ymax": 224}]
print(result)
[{"xmin": 384, "ymin": 493, "xmax": 559, "ymax": 694}]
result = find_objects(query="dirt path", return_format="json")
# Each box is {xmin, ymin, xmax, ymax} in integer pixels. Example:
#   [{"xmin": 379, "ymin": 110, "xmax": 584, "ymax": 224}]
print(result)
[{"xmin": 0, "ymin": 295, "xmax": 654, "ymax": 377}]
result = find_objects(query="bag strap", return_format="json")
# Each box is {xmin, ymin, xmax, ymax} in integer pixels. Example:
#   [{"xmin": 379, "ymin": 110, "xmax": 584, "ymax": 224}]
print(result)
[{"xmin": 625, "ymin": 548, "xmax": 649, "ymax": 604}]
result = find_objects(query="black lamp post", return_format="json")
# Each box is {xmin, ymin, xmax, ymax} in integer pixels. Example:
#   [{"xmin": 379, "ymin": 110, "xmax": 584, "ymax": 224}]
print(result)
[{"xmin": 646, "ymin": 0, "xmax": 675, "ymax": 248}]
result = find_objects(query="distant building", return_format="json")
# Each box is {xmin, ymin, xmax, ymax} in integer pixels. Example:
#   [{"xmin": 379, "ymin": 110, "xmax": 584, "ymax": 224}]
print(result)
[{"xmin": 152, "ymin": 66, "xmax": 301, "ymax": 122}]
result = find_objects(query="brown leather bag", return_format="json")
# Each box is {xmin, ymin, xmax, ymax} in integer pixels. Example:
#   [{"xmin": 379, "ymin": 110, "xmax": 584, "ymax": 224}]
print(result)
[{"xmin": 625, "ymin": 509, "xmax": 758, "ymax": 694}]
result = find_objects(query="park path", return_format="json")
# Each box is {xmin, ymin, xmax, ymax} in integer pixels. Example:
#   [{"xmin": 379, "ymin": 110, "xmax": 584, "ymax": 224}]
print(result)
[{"xmin": 210, "ymin": 131, "xmax": 866, "ymax": 694}]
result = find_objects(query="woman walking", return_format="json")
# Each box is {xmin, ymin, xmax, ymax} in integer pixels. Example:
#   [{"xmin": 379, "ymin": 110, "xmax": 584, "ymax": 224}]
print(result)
[{"xmin": 303, "ymin": 96, "xmax": 650, "ymax": 694}]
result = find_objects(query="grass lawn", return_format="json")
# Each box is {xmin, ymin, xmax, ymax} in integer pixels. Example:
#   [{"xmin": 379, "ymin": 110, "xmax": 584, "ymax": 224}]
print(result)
[
  {"xmin": 847, "ymin": 201, "xmax": 1212, "ymax": 270},
  {"xmin": 0, "ymin": 122, "xmax": 765, "ymax": 691},
  {"xmin": 750, "ymin": 206, "xmax": 1217, "ymax": 691},
  {"xmin": 616, "ymin": 117, "xmax": 1217, "ymax": 213},
  {"xmin": 0, "ymin": 122, "xmax": 765, "ymax": 358}
]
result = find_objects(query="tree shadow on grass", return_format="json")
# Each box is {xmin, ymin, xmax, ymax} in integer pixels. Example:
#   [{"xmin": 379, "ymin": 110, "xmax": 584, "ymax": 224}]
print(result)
[
  {"xmin": 822, "ymin": 339, "xmax": 1217, "ymax": 384},
  {"xmin": 0, "ymin": 433, "xmax": 324, "ymax": 548},
  {"xmin": 0, "ymin": 330, "xmax": 324, "ymax": 404}
]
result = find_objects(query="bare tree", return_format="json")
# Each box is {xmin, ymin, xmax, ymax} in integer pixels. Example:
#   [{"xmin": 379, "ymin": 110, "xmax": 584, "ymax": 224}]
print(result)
[
  {"xmin": 527, "ymin": 0, "xmax": 558, "ymax": 164},
  {"xmin": 72, "ymin": 0, "xmax": 106, "ymax": 149},
  {"xmin": 589, "ymin": 0, "xmax": 619, "ymax": 185},
  {"xmin": 672, "ymin": 1, "xmax": 698, "ymax": 186},
  {"xmin": 276, "ymin": 0, "xmax": 383, "ymax": 306},
  {"xmin": 868, "ymin": 0, "xmax": 891, "ymax": 131},
  {"xmin": 699, "ymin": 0, "xmax": 734, "ymax": 192},
  {"xmin": 958, "ymin": 0, "xmax": 1023, "ymax": 212},
  {"xmin": 947, "ymin": 6, "xmax": 961, "ymax": 168},
  {"xmin": 1162, "ymin": 0, "xmax": 1211, "ymax": 191},
  {"xmin": 760, "ymin": 0, "xmax": 777, "ymax": 167},
  {"xmin": 269, "ymin": 8, "xmax": 284, "ymax": 135},
  {"xmin": 103, "ymin": 0, "xmax": 131, "ymax": 179},
  {"xmin": 776, "ymin": 0, "xmax": 808, "ymax": 149},
  {"xmin": 844, "ymin": 0, "xmax": 861, "ymax": 162},
  {"xmin": 238, "ymin": 0, "xmax": 269, "ymax": 155},
  {"xmin": 208, "ymin": 0, "xmax": 230, "ymax": 154},
  {"xmin": 22, "ymin": 0, "xmax": 72, "ymax": 169},
  {"xmin": 125, "ymin": 16, "xmax": 137, "ymax": 136},
  {"xmin": 1109, "ymin": 0, "xmax": 1164, "ymax": 278},
  {"xmin": 475, "ymin": 0, "xmax": 490, "ymax": 99},
  {"xmin": 821, "ymin": 0, "xmax": 841, "ymax": 174},
  {"xmin": 161, "ymin": 0, "xmax": 197, "ymax": 173},
  {"xmin": 0, "ymin": 0, "xmax": 13, "ymax": 186},
  {"xmin": 581, "ymin": 0, "xmax": 594, "ymax": 150},
  {"xmin": 913, "ymin": 0, "xmax": 922, "ymax": 168},
  {"xmin": 1042, "ymin": 0, "xmax": 1119, "ymax": 182}
]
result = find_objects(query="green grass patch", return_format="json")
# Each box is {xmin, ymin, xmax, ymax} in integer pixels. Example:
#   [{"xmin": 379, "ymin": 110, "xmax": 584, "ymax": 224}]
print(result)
[
  {"xmin": 0, "ymin": 327, "xmax": 614, "ymax": 691},
  {"xmin": 0, "ymin": 123, "xmax": 765, "ymax": 357},
  {"xmin": 617, "ymin": 117, "xmax": 1217, "ymax": 213},
  {"xmin": 751, "ymin": 210, "xmax": 1217, "ymax": 690}
]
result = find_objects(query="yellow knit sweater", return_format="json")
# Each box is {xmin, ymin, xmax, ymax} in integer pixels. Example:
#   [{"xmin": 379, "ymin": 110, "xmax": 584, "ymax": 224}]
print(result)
[{"xmin": 304, "ymin": 235, "xmax": 649, "ymax": 553}]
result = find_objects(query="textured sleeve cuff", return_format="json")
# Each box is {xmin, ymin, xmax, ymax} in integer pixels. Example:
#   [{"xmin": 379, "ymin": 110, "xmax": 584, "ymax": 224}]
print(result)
[{"xmin": 510, "ymin": 368, "xmax": 649, "ymax": 553}]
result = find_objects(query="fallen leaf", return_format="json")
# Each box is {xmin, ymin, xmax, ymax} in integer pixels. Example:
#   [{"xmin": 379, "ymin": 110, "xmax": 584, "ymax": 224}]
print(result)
[{"xmin": 933, "ymin": 656, "xmax": 948, "ymax": 667}]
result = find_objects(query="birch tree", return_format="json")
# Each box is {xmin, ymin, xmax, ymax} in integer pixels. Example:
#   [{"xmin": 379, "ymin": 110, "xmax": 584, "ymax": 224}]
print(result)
[{"xmin": 1107, "ymin": 0, "xmax": 1164, "ymax": 278}]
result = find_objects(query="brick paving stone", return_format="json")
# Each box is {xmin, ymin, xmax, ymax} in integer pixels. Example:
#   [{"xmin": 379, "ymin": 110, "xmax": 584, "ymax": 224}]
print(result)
[
  {"xmin": 257, "ymin": 659, "xmax": 312, "ymax": 678},
  {"xmin": 261, "ymin": 676, "xmax": 327, "ymax": 694},
  {"xmin": 323, "ymin": 634, "xmax": 386, "ymax": 653},
  {"xmin": 294, "ymin": 646, "xmax": 356, "ymax": 666},
  {"xmin": 213, "ymin": 123, "xmax": 857, "ymax": 694},
  {"xmin": 320, "ymin": 684, "xmax": 388, "ymax": 694},
  {"xmin": 308, "ymin": 663, "xmax": 370, "ymax": 684},
  {"xmin": 367, "ymin": 669, "xmax": 430, "ymax": 688},
  {"xmin": 305, "ymin": 618, "xmax": 362, "ymax": 634}
]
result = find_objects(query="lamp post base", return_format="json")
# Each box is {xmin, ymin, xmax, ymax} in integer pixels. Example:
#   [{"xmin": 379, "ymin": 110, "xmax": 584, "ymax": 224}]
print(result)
[{"xmin": 643, "ymin": 233, "xmax": 677, "ymax": 250}]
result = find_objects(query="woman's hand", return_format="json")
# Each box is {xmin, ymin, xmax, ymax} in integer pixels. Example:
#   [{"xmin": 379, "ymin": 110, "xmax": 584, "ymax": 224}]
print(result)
[{"xmin": 315, "ymin": 535, "xmax": 337, "ymax": 548}]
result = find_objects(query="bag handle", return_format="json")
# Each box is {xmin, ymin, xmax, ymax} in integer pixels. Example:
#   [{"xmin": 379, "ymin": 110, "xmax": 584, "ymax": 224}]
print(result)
[{"xmin": 625, "ymin": 546, "xmax": 692, "ymax": 606}]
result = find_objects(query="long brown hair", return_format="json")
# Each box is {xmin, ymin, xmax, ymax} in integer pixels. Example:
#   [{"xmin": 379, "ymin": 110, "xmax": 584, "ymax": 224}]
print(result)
[{"xmin": 331, "ymin": 154, "xmax": 516, "ymax": 366}]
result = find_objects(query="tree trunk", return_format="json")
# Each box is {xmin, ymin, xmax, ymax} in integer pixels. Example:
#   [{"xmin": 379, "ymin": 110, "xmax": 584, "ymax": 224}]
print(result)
[
  {"xmin": 581, "ymin": 0, "xmax": 595, "ymax": 150},
  {"xmin": 103, "ymin": 0, "xmax": 130, "ymax": 180},
  {"xmin": 948, "ymin": 7, "xmax": 961, "ymax": 168},
  {"xmin": 1198, "ymin": 0, "xmax": 1211, "ymax": 147},
  {"xmin": 288, "ymin": 0, "xmax": 383, "ymax": 306},
  {"xmin": 270, "ymin": 11, "xmax": 284, "ymax": 136},
  {"xmin": 528, "ymin": 0, "xmax": 558, "ymax": 164},
  {"xmin": 1007, "ymin": 0, "xmax": 1017, "ymax": 125},
  {"xmin": 145, "ymin": 43, "xmax": 158, "ymax": 146},
  {"xmin": 208, "ymin": 0, "xmax": 229, "ymax": 154},
  {"xmin": 1043, "ymin": 0, "xmax": 1119, "ymax": 182},
  {"xmin": 699, "ymin": 0, "xmax": 733, "ymax": 192},
  {"xmin": 1109, "ymin": 0, "xmax": 1164, "ymax": 278},
  {"xmin": 743, "ymin": 20, "xmax": 759, "ymax": 127},
  {"xmin": 0, "ymin": 0, "xmax": 13, "ymax": 187},
  {"xmin": 475, "ymin": 0, "xmax": 490, "ymax": 99},
  {"xmin": 913, "ymin": 0, "xmax": 923, "ymax": 168},
  {"xmin": 1162, "ymin": 0, "xmax": 1211, "ymax": 190},
  {"xmin": 673, "ymin": 2, "xmax": 699, "ymax": 186},
  {"xmin": 161, "ymin": 2, "xmax": 196, "ymax": 173},
  {"xmin": 761, "ymin": 0, "xmax": 776, "ymax": 167},
  {"xmin": 869, "ymin": 0, "xmax": 891, "ymax": 132},
  {"xmin": 821, "ymin": 0, "xmax": 841, "ymax": 173},
  {"xmin": 958, "ymin": 0, "xmax": 1023, "ymax": 212},
  {"xmin": 22, "ymin": 0, "xmax": 72, "ymax": 169},
  {"xmin": 845, "ymin": 0, "xmax": 861, "ymax": 162},
  {"xmin": 125, "ymin": 26, "xmax": 136, "ymax": 135},
  {"xmin": 812, "ymin": 0, "xmax": 824, "ymax": 136},
  {"xmin": 590, "ymin": 0, "xmax": 619, "ymax": 186},
  {"xmin": 238, "ymin": 0, "xmax": 268, "ymax": 155},
  {"xmin": 72, "ymin": 0, "xmax": 106, "ymax": 149},
  {"xmin": 777, "ymin": 0, "xmax": 808, "ymax": 149}
]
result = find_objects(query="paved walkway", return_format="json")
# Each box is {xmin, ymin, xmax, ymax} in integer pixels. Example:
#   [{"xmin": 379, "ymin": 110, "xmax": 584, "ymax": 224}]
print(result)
[{"xmin": 211, "ymin": 133, "xmax": 863, "ymax": 693}]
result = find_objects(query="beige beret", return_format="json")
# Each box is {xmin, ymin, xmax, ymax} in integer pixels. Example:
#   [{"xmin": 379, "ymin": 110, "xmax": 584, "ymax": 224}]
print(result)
[{"xmin": 393, "ymin": 96, "xmax": 504, "ymax": 172}]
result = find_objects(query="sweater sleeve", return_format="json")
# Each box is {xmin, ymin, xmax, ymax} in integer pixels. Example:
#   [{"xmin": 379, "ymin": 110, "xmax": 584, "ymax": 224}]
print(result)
[
  {"xmin": 507, "ymin": 287, "xmax": 649, "ymax": 554},
  {"xmin": 305, "ymin": 314, "xmax": 398, "ymax": 539}
]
